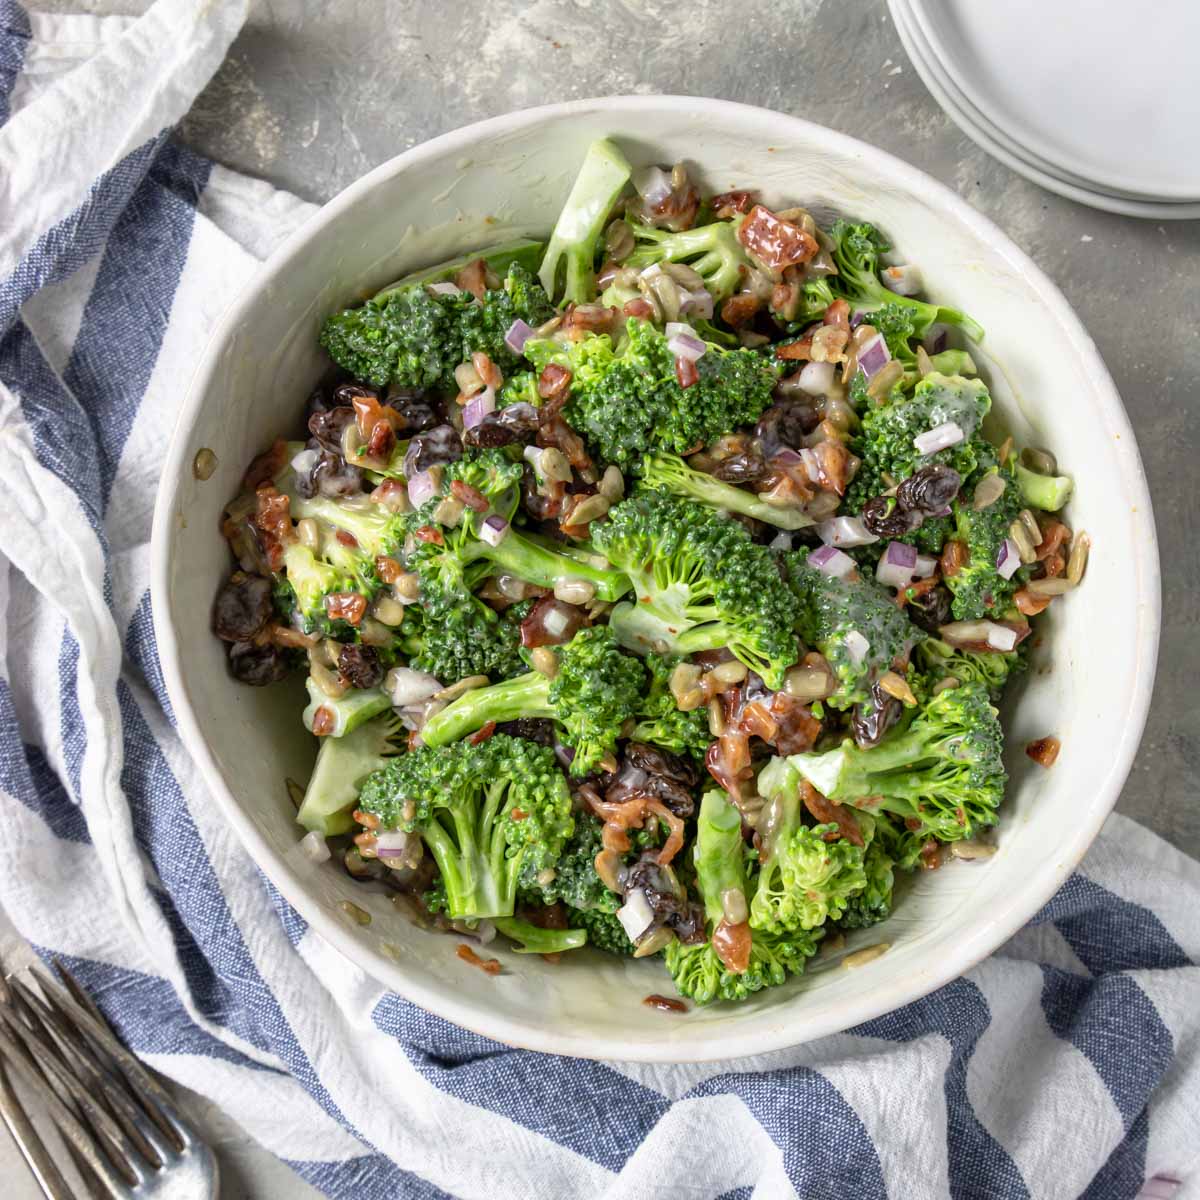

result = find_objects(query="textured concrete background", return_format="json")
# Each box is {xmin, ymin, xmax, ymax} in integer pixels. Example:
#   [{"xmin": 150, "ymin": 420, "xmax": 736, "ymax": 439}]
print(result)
[{"xmin": 7, "ymin": 0, "xmax": 1199, "ymax": 1194}]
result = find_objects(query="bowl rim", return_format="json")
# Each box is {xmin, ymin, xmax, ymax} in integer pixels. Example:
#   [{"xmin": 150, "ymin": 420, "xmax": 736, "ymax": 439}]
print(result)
[{"xmin": 151, "ymin": 94, "xmax": 1161, "ymax": 1062}]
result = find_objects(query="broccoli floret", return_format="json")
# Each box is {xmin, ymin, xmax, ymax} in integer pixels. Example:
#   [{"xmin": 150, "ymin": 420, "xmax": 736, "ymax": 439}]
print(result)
[
  {"xmin": 296, "ymin": 711, "xmax": 405, "ymax": 836},
  {"xmin": 750, "ymin": 761, "xmax": 870, "ymax": 932},
  {"xmin": 784, "ymin": 547, "xmax": 920, "ymax": 709},
  {"xmin": 630, "ymin": 653, "xmax": 712, "ymax": 762},
  {"xmin": 913, "ymin": 637, "xmax": 1022, "ymax": 699},
  {"xmin": 595, "ymin": 490, "xmax": 800, "ymax": 689},
  {"xmin": 320, "ymin": 262, "xmax": 554, "ymax": 393},
  {"xmin": 538, "ymin": 138, "xmax": 633, "ymax": 305},
  {"xmin": 828, "ymin": 221, "xmax": 983, "ymax": 347},
  {"xmin": 779, "ymin": 681, "xmax": 1006, "ymax": 844},
  {"xmin": 1014, "ymin": 461, "xmax": 1073, "ymax": 512},
  {"xmin": 277, "ymin": 543, "xmax": 376, "ymax": 639},
  {"xmin": 420, "ymin": 626, "xmax": 644, "ymax": 776},
  {"xmin": 357, "ymin": 734, "xmax": 573, "ymax": 920},
  {"xmin": 944, "ymin": 463, "xmax": 1023, "ymax": 621},
  {"xmin": 525, "ymin": 319, "xmax": 779, "ymax": 473},
  {"xmin": 523, "ymin": 810, "xmax": 620, "ymax": 913},
  {"xmin": 770, "ymin": 277, "xmax": 837, "ymax": 332},
  {"xmin": 845, "ymin": 372, "xmax": 992, "ymax": 512},
  {"xmin": 493, "ymin": 916, "xmax": 587, "ymax": 954},
  {"xmin": 608, "ymin": 218, "xmax": 751, "ymax": 303},
  {"xmin": 665, "ymin": 790, "xmax": 820, "ymax": 1004},
  {"xmin": 568, "ymin": 906, "xmax": 635, "ymax": 955},
  {"xmin": 638, "ymin": 452, "xmax": 814, "ymax": 531},
  {"xmin": 837, "ymin": 814, "xmax": 898, "ymax": 930},
  {"xmin": 400, "ymin": 592, "xmax": 527, "ymax": 683}
]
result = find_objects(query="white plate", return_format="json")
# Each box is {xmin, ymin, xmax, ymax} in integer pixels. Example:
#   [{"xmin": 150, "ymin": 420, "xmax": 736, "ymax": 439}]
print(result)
[
  {"xmin": 908, "ymin": 0, "xmax": 1200, "ymax": 202},
  {"xmin": 891, "ymin": 0, "xmax": 1200, "ymax": 220}
]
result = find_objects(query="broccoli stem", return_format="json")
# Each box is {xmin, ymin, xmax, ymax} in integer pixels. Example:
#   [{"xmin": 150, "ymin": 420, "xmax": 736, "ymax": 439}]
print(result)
[
  {"xmin": 466, "ymin": 530, "xmax": 630, "ymax": 601},
  {"xmin": 538, "ymin": 138, "xmax": 633, "ymax": 305},
  {"xmin": 639, "ymin": 453, "xmax": 813, "ymax": 531},
  {"xmin": 297, "ymin": 712, "xmax": 403, "ymax": 835},
  {"xmin": 1015, "ymin": 462, "xmax": 1073, "ymax": 512},
  {"xmin": 419, "ymin": 811, "xmax": 508, "ymax": 918},
  {"xmin": 421, "ymin": 672, "xmax": 553, "ymax": 748},
  {"xmin": 493, "ymin": 916, "xmax": 588, "ymax": 954},
  {"xmin": 301, "ymin": 677, "xmax": 392, "ymax": 738},
  {"xmin": 694, "ymin": 790, "xmax": 746, "ymax": 926}
]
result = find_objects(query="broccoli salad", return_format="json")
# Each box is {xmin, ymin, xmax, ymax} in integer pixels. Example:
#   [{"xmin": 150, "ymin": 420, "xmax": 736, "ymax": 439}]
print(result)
[{"xmin": 212, "ymin": 139, "xmax": 1086, "ymax": 1008}]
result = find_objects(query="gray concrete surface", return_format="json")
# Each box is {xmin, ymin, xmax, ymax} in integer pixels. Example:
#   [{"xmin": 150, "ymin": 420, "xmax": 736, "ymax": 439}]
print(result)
[{"xmin": 8, "ymin": 0, "xmax": 1199, "ymax": 1196}]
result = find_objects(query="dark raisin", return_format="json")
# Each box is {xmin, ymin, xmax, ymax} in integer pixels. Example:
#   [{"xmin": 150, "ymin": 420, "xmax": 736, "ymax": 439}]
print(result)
[
  {"xmin": 466, "ymin": 402, "xmax": 539, "ymax": 450},
  {"xmin": 228, "ymin": 640, "xmax": 289, "ymax": 686},
  {"xmin": 307, "ymin": 405, "xmax": 356, "ymax": 455},
  {"xmin": 907, "ymin": 584, "xmax": 953, "ymax": 634},
  {"xmin": 386, "ymin": 387, "xmax": 442, "ymax": 432},
  {"xmin": 338, "ymin": 643, "xmax": 384, "ymax": 690},
  {"xmin": 403, "ymin": 425, "xmax": 462, "ymax": 477},
  {"xmin": 305, "ymin": 386, "xmax": 332, "ymax": 420},
  {"xmin": 896, "ymin": 464, "xmax": 962, "ymax": 514},
  {"xmin": 756, "ymin": 399, "xmax": 820, "ymax": 455},
  {"xmin": 711, "ymin": 452, "xmax": 767, "ymax": 485},
  {"xmin": 851, "ymin": 682, "xmax": 903, "ymax": 749},
  {"xmin": 862, "ymin": 495, "xmax": 917, "ymax": 538},
  {"xmin": 333, "ymin": 382, "xmax": 381, "ymax": 407},
  {"xmin": 494, "ymin": 718, "xmax": 558, "ymax": 746},
  {"xmin": 213, "ymin": 573, "xmax": 273, "ymax": 642}
]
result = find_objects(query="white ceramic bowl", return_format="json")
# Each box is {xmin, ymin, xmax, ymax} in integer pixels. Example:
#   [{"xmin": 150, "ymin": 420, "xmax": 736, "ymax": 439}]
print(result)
[{"xmin": 152, "ymin": 96, "xmax": 1159, "ymax": 1062}]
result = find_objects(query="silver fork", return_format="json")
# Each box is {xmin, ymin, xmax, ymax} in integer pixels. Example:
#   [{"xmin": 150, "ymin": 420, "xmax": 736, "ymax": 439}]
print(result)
[{"xmin": 0, "ymin": 960, "xmax": 219, "ymax": 1199}]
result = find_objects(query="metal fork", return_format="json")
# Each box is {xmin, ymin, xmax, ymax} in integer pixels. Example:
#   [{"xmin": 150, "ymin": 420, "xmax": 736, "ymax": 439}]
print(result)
[{"xmin": 0, "ymin": 960, "xmax": 219, "ymax": 1199}]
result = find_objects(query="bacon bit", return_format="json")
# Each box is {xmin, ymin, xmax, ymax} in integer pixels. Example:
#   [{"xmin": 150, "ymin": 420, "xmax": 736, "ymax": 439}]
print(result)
[
  {"xmin": 596, "ymin": 261, "xmax": 621, "ymax": 290},
  {"xmin": 1042, "ymin": 552, "xmax": 1066, "ymax": 578},
  {"xmin": 1026, "ymin": 736, "xmax": 1061, "ymax": 768},
  {"xmin": 270, "ymin": 623, "xmax": 316, "ymax": 650},
  {"xmin": 564, "ymin": 303, "xmax": 619, "ymax": 339},
  {"xmin": 812, "ymin": 438, "xmax": 851, "ymax": 495},
  {"xmin": 454, "ymin": 259, "xmax": 488, "ymax": 301},
  {"xmin": 643, "ymin": 993, "xmax": 689, "ymax": 1013},
  {"xmin": 675, "ymin": 356, "xmax": 700, "ymax": 389},
  {"xmin": 649, "ymin": 800, "xmax": 685, "ymax": 866},
  {"xmin": 365, "ymin": 419, "xmax": 395, "ymax": 462},
  {"xmin": 1035, "ymin": 520, "xmax": 1071, "ymax": 562},
  {"xmin": 414, "ymin": 525, "xmax": 444, "ymax": 545},
  {"xmin": 253, "ymin": 484, "xmax": 295, "ymax": 570},
  {"xmin": 370, "ymin": 479, "xmax": 409, "ymax": 510},
  {"xmin": 712, "ymin": 919, "xmax": 752, "ymax": 974},
  {"xmin": 335, "ymin": 529, "xmax": 358, "ymax": 548},
  {"xmin": 352, "ymin": 808, "xmax": 380, "ymax": 830},
  {"xmin": 823, "ymin": 298, "xmax": 851, "ymax": 331},
  {"xmin": 242, "ymin": 439, "xmax": 288, "ymax": 490},
  {"xmin": 310, "ymin": 706, "xmax": 336, "ymax": 737},
  {"xmin": 537, "ymin": 412, "xmax": 592, "ymax": 473},
  {"xmin": 510, "ymin": 806, "xmax": 528, "ymax": 821},
  {"xmin": 709, "ymin": 189, "xmax": 755, "ymax": 219},
  {"xmin": 325, "ymin": 591, "xmax": 367, "ymax": 626},
  {"xmin": 647, "ymin": 181, "xmax": 701, "ymax": 231},
  {"xmin": 467, "ymin": 720, "xmax": 497, "ymax": 747},
  {"xmin": 451, "ymin": 480, "xmax": 489, "ymax": 513},
  {"xmin": 457, "ymin": 944, "xmax": 502, "ymax": 975},
  {"xmin": 918, "ymin": 839, "xmax": 941, "ymax": 870},
  {"xmin": 353, "ymin": 829, "xmax": 377, "ymax": 852},
  {"xmin": 352, "ymin": 391, "xmax": 403, "ymax": 440},
  {"xmin": 537, "ymin": 362, "xmax": 573, "ymax": 407},
  {"xmin": 375, "ymin": 555, "xmax": 404, "ymax": 583},
  {"xmin": 472, "ymin": 351, "xmax": 503, "ymax": 390},
  {"xmin": 406, "ymin": 729, "xmax": 422, "ymax": 752},
  {"xmin": 736, "ymin": 204, "xmax": 818, "ymax": 271},
  {"xmin": 740, "ymin": 701, "xmax": 779, "ymax": 743},
  {"xmin": 706, "ymin": 729, "xmax": 753, "ymax": 802},
  {"xmin": 623, "ymin": 297, "xmax": 655, "ymax": 320},
  {"xmin": 800, "ymin": 781, "xmax": 864, "ymax": 847},
  {"xmin": 1014, "ymin": 587, "xmax": 1052, "ymax": 616},
  {"xmin": 720, "ymin": 293, "xmax": 763, "ymax": 328},
  {"xmin": 941, "ymin": 539, "xmax": 968, "ymax": 579},
  {"xmin": 586, "ymin": 792, "xmax": 685, "ymax": 868},
  {"xmin": 776, "ymin": 334, "xmax": 814, "ymax": 361},
  {"xmin": 896, "ymin": 574, "xmax": 942, "ymax": 608},
  {"xmin": 762, "ymin": 691, "xmax": 821, "ymax": 755}
]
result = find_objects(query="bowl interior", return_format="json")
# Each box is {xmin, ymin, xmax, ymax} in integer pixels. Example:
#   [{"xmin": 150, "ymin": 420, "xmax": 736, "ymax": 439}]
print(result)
[{"xmin": 154, "ymin": 98, "xmax": 1158, "ymax": 1060}]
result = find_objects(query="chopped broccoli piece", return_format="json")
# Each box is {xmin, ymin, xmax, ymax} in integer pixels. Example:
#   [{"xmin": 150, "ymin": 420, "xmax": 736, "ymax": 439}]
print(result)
[
  {"xmin": 400, "ymin": 593, "xmax": 528, "ymax": 683},
  {"xmin": 301, "ymin": 676, "xmax": 391, "ymax": 738},
  {"xmin": 595, "ymin": 490, "xmax": 800, "ymax": 689},
  {"xmin": 1015, "ymin": 461, "xmax": 1073, "ymax": 512},
  {"xmin": 784, "ymin": 547, "xmax": 920, "ymax": 709},
  {"xmin": 493, "ymin": 916, "xmax": 587, "ymax": 954},
  {"xmin": 522, "ymin": 810, "xmax": 620, "ymax": 914},
  {"xmin": 630, "ymin": 653, "xmax": 712, "ymax": 761},
  {"xmin": 944, "ymin": 463, "xmax": 1023, "ymax": 621},
  {"xmin": 778, "ymin": 681, "xmax": 1006, "ymax": 845},
  {"xmin": 420, "ymin": 626, "xmax": 645, "ymax": 776},
  {"xmin": 608, "ymin": 218, "xmax": 751, "ymax": 303},
  {"xmin": 913, "ymin": 637, "xmax": 1023, "ymax": 699},
  {"xmin": 357, "ymin": 734, "xmax": 573, "ymax": 920},
  {"xmin": 837, "ymin": 814, "xmax": 898, "ymax": 930},
  {"xmin": 637, "ymin": 452, "xmax": 813, "ymax": 530},
  {"xmin": 539, "ymin": 138, "xmax": 633, "ymax": 305}
]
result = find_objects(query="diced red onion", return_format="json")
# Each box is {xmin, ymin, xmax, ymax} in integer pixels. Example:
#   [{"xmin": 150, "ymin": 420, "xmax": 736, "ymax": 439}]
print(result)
[
  {"xmin": 633, "ymin": 165, "xmax": 672, "ymax": 206},
  {"xmin": 810, "ymin": 544, "xmax": 856, "ymax": 579},
  {"xmin": 876, "ymin": 540, "xmax": 918, "ymax": 588},
  {"xmin": 407, "ymin": 469, "xmax": 437, "ymax": 507},
  {"xmin": 667, "ymin": 332, "xmax": 707, "ymax": 362},
  {"xmin": 680, "ymin": 288, "xmax": 714, "ymax": 319},
  {"xmin": 543, "ymin": 606, "xmax": 571, "ymax": 638},
  {"xmin": 913, "ymin": 421, "xmax": 965, "ymax": 456},
  {"xmin": 845, "ymin": 630, "xmax": 870, "ymax": 665},
  {"xmin": 375, "ymin": 830, "xmax": 414, "ymax": 858},
  {"xmin": 797, "ymin": 360, "xmax": 835, "ymax": 397},
  {"xmin": 617, "ymin": 889, "xmax": 655, "ymax": 941},
  {"xmin": 299, "ymin": 830, "xmax": 330, "ymax": 863},
  {"xmin": 505, "ymin": 318, "xmax": 534, "ymax": 354},
  {"xmin": 291, "ymin": 447, "xmax": 319, "ymax": 477},
  {"xmin": 996, "ymin": 537, "xmax": 1021, "ymax": 580},
  {"xmin": 772, "ymin": 447, "xmax": 803, "ymax": 469},
  {"xmin": 385, "ymin": 666, "xmax": 442, "ymax": 706},
  {"xmin": 849, "ymin": 310, "xmax": 866, "ymax": 329},
  {"xmin": 986, "ymin": 624, "xmax": 1018, "ymax": 652},
  {"xmin": 479, "ymin": 514, "xmax": 509, "ymax": 546},
  {"xmin": 857, "ymin": 334, "xmax": 891, "ymax": 378},
  {"xmin": 922, "ymin": 323, "xmax": 949, "ymax": 354},
  {"xmin": 816, "ymin": 516, "xmax": 879, "ymax": 548},
  {"xmin": 427, "ymin": 281, "xmax": 461, "ymax": 297},
  {"xmin": 462, "ymin": 386, "xmax": 496, "ymax": 430},
  {"xmin": 913, "ymin": 554, "xmax": 938, "ymax": 579},
  {"xmin": 881, "ymin": 264, "xmax": 923, "ymax": 297},
  {"xmin": 664, "ymin": 321, "xmax": 690, "ymax": 339}
]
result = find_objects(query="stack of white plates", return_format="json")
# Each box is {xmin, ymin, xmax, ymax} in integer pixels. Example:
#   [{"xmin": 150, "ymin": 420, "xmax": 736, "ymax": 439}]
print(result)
[{"xmin": 889, "ymin": 0, "xmax": 1200, "ymax": 219}]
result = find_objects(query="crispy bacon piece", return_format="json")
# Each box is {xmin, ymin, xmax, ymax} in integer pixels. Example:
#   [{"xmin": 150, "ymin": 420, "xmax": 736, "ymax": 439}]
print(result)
[
  {"xmin": 709, "ymin": 189, "xmax": 755, "ymax": 219},
  {"xmin": 537, "ymin": 363, "xmax": 573, "ymax": 407},
  {"xmin": 1035, "ymin": 519, "xmax": 1071, "ymax": 562},
  {"xmin": 720, "ymin": 293, "xmax": 762, "ymax": 328},
  {"xmin": 310, "ymin": 706, "xmax": 335, "ymax": 737},
  {"xmin": 1026, "ymin": 736, "xmax": 1061, "ymax": 768},
  {"xmin": 623, "ymin": 297, "xmax": 655, "ymax": 320},
  {"xmin": 242, "ymin": 439, "xmax": 288, "ymax": 490},
  {"xmin": 675, "ymin": 356, "xmax": 699, "ymax": 389},
  {"xmin": 335, "ymin": 529, "xmax": 358, "ymax": 548},
  {"xmin": 253, "ymin": 483, "xmax": 294, "ymax": 570},
  {"xmin": 712, "ymin": 919, "xmax": 752, "ymax": 974},
  {"xmin": 450, "ymin": 479, "xmax": 489, "ymax": 513},
  {"xmin": 1014, "ymin": 587, "xmax": 1052, "ymax": 616},
  {"xmin": 325, "ymin": 592, "xmax": 367, "ymax": 626},
  {"xmin": 564, "ymin": 303, "xmax": 619, "ymax": 339},
  {"xmin": 537, "ymin": 412, "xmax": 592, "ymax": 472},
  {"xmin": 800, "ymin": 781, "xmax": 863, "ymax": 847},
  {"xmin": 776, "ymin": 333, "xmax": 813, "ymax": 361},
  {"xmin": 414, "ymin": 525, "xmax": 444, "ymax": 545},
  {"xmin": 454, "ymin": 259, "xmax": 488, "ymax": 301},
  {"xmin": 468, "ymin": 721, "xmax": 497, "ymax": 746},
  {"xmin": 374, "ymin": 555, "xmax": 404, "ymax": 583},
  {"xmin": 736, "ymin": 205, "xmax": 818, "ymax": 271}
]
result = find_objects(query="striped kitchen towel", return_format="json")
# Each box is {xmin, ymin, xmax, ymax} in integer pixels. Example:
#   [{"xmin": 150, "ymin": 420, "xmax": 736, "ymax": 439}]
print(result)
[{"xmin": 0, "ymin": 1, "xmax": 1197, "ymax": 1196}]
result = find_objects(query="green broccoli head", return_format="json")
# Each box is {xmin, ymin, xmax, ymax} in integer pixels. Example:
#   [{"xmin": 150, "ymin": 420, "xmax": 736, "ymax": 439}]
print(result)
[
  {"xmin": 522, "ymin": 810, "xmax": 620, "ymax": 914},
  {"xmin": 784, "ymin": 547, "xmax": 920, "ymax": 709},
  {"xmin": 630, "ymin": 653, "xmax": 712, "ymax": 761},
  {"xmin": 944, "ymin": 463, "xmax": 1024, "ymax": 621},
  {"xmin": 837, "ymin": 814, "xmax": 898, "ymax": 930},
  {"xmin": 279, "ymin": 541, "xmax": 384, "ymax": 639},
  {"xmin": 913, "ymin": 637, "xmax": 1023, "ymax": 699},
  {"xmin": 356, "ymin": 734, "xmax": 573, "ymax": 919},
  {"xmin": 596, "ymin": 490, "xmax": 800, "ymax": 689},
  {"xmin": 784, "ymin": 681, "xmax": 1006, "ymax": 844},
  {"xmin": 400, "ymin": 590, "xmax": 528, "ymax": 683},
  {"xmin": 568, "ymin": 906, "xmax": 636, "ymax": 955},
  {"xmin": 613, "ymin": 218, "xmax": 751, "ymax": 303}
]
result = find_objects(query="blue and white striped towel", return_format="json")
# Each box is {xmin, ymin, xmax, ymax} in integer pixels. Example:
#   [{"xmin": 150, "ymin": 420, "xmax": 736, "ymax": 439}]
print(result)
[{"xmin": 0, "ymin": 2, "xmax": 1197, "ymax": 1196}]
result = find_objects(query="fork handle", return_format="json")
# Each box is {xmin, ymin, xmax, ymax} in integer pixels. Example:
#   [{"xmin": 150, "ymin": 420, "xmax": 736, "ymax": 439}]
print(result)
[{"xmin": 0, "ymin": 1059, "xmax": 75, "ymax": 1200}]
